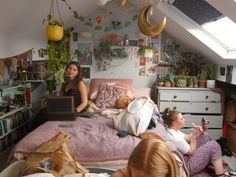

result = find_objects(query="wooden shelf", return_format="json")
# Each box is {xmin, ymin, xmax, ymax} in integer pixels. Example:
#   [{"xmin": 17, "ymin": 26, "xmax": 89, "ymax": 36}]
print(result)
[{"xmin": 0, "ymin": 107, "xmax": 29, "ymax": 120}]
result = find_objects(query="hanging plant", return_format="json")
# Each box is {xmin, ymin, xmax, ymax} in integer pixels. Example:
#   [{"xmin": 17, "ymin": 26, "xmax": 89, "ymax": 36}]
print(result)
[
  {"xmin": 44, "ymin": 0, "xmax": 64, "ymax": 41},
  {"xmin": 94, "ymin": 39, "xmax": 112, "ymax": 71}
]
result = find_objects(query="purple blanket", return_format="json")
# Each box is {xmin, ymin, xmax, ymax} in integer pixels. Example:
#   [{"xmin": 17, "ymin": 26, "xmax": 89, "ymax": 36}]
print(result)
[{"xmin": 13, "ymin": 115, "xmax": 167, "ymax": 164}]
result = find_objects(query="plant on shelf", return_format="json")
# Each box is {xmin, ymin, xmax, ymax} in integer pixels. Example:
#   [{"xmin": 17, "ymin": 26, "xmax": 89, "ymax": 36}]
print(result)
[
  {"xmin": 198, "ymin": 65, "xmax": 208, "ymax": 88},
  {"xmin": 175, "ymin": 75, "xmax": 187, "ymax": 87},
  {"xmin": 163, "ymin": 74, "xmax": 171, "ymax": 87},
  {"xmin": 94, "ymin": 39, "xmax": 112, "ymax": 71},
  {"xmin": 206, "ymin": 64, "xmax": 216, "ymax": 88},
  {"xmin": 169, "ymin": 73, "xmax": 176, "ymax": 87},
  {"xmin": 207, "ymin": 64, "xmax": 216, "ymax": 80},
  {"xmin": 138, "ymin": 45, "xmax": 154, "ymax": 57},
  {"xmin": 187, "ymin": 76, "xmax": 194, "ymax": 87}
]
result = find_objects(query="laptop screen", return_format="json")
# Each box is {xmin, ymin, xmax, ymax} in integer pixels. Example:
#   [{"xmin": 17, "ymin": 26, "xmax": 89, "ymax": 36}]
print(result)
[{"xmin": 47, "ymin": 96, "xmax": 75, "ymax": 120}]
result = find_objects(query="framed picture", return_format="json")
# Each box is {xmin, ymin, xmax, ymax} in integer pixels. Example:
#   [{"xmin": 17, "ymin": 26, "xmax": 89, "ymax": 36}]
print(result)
[
  {"xmin": 81, "ymin": 67, "xmax": 90, "ymax": 79},
  {"xmin": 77, "ymin": 42, "xmax": 92, "ymax": 65}
]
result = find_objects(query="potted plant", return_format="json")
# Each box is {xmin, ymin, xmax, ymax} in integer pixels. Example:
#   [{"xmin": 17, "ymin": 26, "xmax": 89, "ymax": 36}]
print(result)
[
  {"xmin": 46, "ymin": 20, "xmax": 64, "ymax": 41},
  {"xmin": 206, "ymin": 64, "xmax": 216, "ymax": 88},
  {"xmin": 43, "ymin": 0, "xmax": 64, "ymax": 41},
  {"xmin": 164, "ymin": 74, "xmax": 171, "ymax": 87},
  {"xmin": 198, "ymin": 66, "xmax": 208, "ymax": 88},
  {"xmin": 187, "ymin": 76, "xmax": 194, "ymax": 87},
  {"xmin": 175, "ymin": 75, "xmax": 187, "ymax": 87},
  {"xmin": 46, "ymin": 29, "xmax": 71, "ymax": 95},
  {"xmin": 169, "ymin": 73, "xmax": 176, "ymax": 87},
  {"xmin": 94, "ymin": 39, "xmax": 112, "ymax": 71},
  {"xmin": 138, "ymin": 45, "xmax": 154, "ymax": 57},
  {"xmin": 138, "ymin": 45, "xmax": 154, "ymax": 58}
]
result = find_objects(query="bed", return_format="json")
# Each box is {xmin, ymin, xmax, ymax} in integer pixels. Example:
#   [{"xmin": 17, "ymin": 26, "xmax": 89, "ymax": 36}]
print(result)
[
  {"xmin": 4, "ymin": 78, "xmax": 215, "ymax": 177},
  {"xmin": 8, "ymin": 78, "xmax": 167, "ymax": 165}
]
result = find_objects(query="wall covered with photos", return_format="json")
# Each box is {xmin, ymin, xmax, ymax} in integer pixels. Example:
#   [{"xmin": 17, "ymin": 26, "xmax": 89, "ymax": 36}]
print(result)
[{"xmin": 72, "ymin": 0, "xmax": 159, "ymax": 87}]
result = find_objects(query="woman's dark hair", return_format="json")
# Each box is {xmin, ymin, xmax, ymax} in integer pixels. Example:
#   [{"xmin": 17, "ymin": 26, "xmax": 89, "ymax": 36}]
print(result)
[
  {"xmin": 61, "ymin": 61, "xmax": 83, "ymax": 94},
  {"xmin": 65, "ymin": 61, "xmax": 83, "ymax": 81},
  {"xmin": 162, "ymin": 108, "xmax": 180, "ymax": 127}
]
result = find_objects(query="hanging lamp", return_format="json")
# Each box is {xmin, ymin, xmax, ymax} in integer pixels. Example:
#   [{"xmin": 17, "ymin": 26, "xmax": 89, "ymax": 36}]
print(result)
[{"xmin": 45, "ymin": 0, "xmax": 64, "ymax": 41}]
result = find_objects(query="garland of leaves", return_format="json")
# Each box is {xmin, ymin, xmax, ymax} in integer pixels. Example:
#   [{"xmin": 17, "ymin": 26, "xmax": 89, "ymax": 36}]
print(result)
[{"xmin": 60, "ymin": 0, "xmax": 138, "ymax": 32}]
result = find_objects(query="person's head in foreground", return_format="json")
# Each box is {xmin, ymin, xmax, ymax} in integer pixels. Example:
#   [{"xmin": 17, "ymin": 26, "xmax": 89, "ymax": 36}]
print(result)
[{"xmin": 111, "ymin": 138, "xmax": 179, "ymax": 177}]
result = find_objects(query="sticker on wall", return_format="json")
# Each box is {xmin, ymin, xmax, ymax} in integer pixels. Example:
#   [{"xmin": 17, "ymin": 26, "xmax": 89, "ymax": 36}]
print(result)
[
  {"xmin": 73, "ymin": 33, "xmax": 78, "ymax": 41},
  {"xmin": 77, "ymin": 42, "xmax": 92, "ymax": 65},
  {"xmin": 139, "ymin": 57, "xmax": 146, "ymax": 66},
  {"xmin": 139, "ymin": 66, "xmax": 145, "ymax": 76},
  {"xmin": 146, "ymin": 65, "xmax": 157, "ymax": 77},
  {"xmin": 226, "ymin": 65, "xmax": 233, "ymax": 83},
  {"xmin": 81, "ymin": 67, "xmax": 90, "ymax": 79}
]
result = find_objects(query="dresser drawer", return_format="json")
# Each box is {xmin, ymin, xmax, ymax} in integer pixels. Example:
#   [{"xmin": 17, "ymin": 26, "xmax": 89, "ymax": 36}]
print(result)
[
  {"xmin": 159, "ymin": 102, "xmax": 222, "ymax": 114},
  {"xmin": 159, "ymin": 90, "xmax": 221, "ymax": 102},
  {"xmin": 190, "ymin": 91, "xmax": 221, "ymax": 102},
  {"xmin": 159, "ymin": 90, "xmax": 190, "ymax": 101},
  {"xmin": 183, "ymin": 114, "xmax": 223, "ymax": 128}
]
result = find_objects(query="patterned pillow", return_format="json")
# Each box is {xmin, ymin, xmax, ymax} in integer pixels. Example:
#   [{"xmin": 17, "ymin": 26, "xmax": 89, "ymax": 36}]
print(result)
[{"xmin": 95, "ymin": 83, "xmax": 128, "ymax": 108}]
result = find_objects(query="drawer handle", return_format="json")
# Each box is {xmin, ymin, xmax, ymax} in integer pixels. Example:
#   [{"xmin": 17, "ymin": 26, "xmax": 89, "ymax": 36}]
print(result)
[
  {"xmin": 205, "ymin": 107, "xmax": 209, "ymax": 111},
  {"xmin": 173, "ymin": 95, "xmax": 177, "ymax": 99},
  {"xmin": 205, "ymin": 95, "xmax": 209, "ymax": 99},
  {"xmin": 173, "ymin": 106, "xmax": 177, "ymax": 110}
]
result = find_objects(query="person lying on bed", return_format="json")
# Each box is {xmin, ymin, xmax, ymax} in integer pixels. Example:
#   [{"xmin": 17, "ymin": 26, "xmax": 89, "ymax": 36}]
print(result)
[
  {"xmin": 111, "ymin": 138, "xmax": 180, "ymax": 177},
  {"xmin": 60, "ymin": 61, "xmax": 88, "ymax": 112},
  {"xmin": 162, "ymin": 108, "xmax": 231, "ymax": 177}
]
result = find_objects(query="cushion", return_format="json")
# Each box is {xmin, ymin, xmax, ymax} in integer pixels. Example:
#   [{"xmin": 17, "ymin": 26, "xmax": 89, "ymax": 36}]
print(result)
[
  {"xmin": 89, "ymin": 78, "xmax": 134, "ymax": 100},
  {"xmin": 95, "ymin": 83, "xmax": 128, "ymax": 108}
]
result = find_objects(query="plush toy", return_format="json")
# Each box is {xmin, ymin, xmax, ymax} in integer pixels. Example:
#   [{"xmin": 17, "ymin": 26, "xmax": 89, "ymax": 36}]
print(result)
[
  {"xmin": 115, "ymin": 96, "xmax": 134, "ymax": 109},
  {"xmin": 86, "ymin": 100, "xmax": 100, "ymax": 113}
]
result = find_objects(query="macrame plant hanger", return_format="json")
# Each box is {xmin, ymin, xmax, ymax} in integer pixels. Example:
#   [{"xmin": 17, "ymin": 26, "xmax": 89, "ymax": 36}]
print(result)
[{"xmin": 45, "ymin": 0, "xmax": 64, "ymax": 41}]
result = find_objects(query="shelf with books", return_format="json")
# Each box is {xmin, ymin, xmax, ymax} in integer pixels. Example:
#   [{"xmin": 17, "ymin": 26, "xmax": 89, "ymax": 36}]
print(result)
[{"xmin": 0, "ymin": 84, "xmax": 32, "ymax": 152}]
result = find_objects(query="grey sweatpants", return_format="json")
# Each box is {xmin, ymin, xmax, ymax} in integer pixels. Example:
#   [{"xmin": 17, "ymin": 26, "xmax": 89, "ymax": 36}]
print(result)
[{"xmin": 184, "ymin": 132, "xmax": 222, "ymax": 175}]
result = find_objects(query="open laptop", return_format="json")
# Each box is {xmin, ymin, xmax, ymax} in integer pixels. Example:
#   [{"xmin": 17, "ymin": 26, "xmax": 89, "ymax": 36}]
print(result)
[{"xmin": 46, "ymin": 96, "xmax": 76, "ymax": 121}]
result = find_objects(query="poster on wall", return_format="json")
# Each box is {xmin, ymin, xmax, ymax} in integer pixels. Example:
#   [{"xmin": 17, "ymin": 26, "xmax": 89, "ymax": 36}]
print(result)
[
  {"xmin": 139, "ymin": 67, "xmax": 145, "ymax": 76},
  {"xmin": 81, "ymin": 67, "xmax": 90, "ymax": 79},
  {"xmin": 226, "ymin": 65, "xmax": 233, "ymax": 83},
  {"xmin": 77, "ymin": 42, "xmax": 92, "ymax": 65}
]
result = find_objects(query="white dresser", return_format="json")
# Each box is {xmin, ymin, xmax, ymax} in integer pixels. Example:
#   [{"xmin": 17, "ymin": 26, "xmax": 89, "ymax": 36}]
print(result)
[{"xmin": 157, "ymin": 87, "xmax": 223, "ymax": 140}]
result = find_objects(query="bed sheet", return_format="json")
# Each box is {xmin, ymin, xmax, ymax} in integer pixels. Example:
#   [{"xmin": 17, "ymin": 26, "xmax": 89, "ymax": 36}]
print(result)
[{"xmin": 11, "ymin": 114, "xmax": 167, "ymax": 165}]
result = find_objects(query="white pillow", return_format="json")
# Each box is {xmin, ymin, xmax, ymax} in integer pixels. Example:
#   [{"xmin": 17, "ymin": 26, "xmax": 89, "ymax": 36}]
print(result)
[{"xmin": 23, "ymin": 173, "xmax": 55, "ymax": 177}]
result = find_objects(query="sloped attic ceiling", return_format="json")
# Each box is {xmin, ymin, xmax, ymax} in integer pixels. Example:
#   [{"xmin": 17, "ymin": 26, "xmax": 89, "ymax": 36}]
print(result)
[
  {"xmin": 0, "ymin": 0, "xmax": 235, "ymax": 66},
  {"xmin": 0, "ymin": 0, "xmax": 99, "ymax": 58},
  {"xmin": 136, "ymin": 0, "xmax": 236, "ymax": 64}
]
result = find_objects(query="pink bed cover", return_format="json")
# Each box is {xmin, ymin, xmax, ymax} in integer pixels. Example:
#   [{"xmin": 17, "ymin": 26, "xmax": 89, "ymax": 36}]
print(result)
[{"xmin": 12, "ymin": 114, "xmax": 167, "ymax": 164}]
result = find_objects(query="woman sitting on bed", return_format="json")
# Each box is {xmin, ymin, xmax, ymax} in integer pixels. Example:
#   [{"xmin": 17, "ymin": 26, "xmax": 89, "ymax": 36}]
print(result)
[
  {"xmin": 60, "ymin": 61, "xmax": 88, "ymax": 112},
  {"xmin": 162, "ymin": 108, "xmax": 230, "ymax": 177},
  {"xmin": 111, "ymin": 138, "xmax": 180, "ymax": 177}
]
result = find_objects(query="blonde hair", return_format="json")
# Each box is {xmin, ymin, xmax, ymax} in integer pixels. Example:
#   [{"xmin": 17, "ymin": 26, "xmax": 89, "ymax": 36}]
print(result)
[
  {"xmin": 126, "ymin": 138, "xmax": 179, "ymax": 177},
  {"xmin": 162, "ymin": 108, "xmax": 180, "ymax": 127}
]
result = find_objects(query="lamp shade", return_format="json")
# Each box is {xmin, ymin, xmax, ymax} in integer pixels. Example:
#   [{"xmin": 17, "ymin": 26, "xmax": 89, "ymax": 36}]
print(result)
[{"xmin": 46, "ymin": 25, "xmax": 64, "ymax": 41}]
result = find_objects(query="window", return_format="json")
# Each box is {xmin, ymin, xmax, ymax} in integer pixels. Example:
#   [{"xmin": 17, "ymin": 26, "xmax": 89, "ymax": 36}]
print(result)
[
  {"xmin": 162, "ymin": 0, "xmax": 236, "ymax": 59},
  {"xmin": 202, "ymin": 17, "xmax": 236, "ymax": 50}
]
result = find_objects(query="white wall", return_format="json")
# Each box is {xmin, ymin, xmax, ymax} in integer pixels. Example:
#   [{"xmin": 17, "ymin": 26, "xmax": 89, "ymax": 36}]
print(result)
[{"xmin": 72, "ymin": 0, "xmax": 157, "ymax": 87}]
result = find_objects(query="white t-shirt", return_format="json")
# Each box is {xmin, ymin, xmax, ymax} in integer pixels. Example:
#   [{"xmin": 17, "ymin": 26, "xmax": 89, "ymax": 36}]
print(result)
[{"xmin": 166, "ymin": 128, "xmax": 190, "ymax": 154}]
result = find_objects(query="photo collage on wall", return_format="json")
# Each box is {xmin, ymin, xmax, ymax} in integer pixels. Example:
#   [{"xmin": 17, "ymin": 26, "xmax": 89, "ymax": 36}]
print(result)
[
  {"xmin": 138, "ymin": 38, "xmax": 159, "ymax": 77},
  {"xmin": 72, "ymin": 32, "xmax": 92, "ymax": 79}
]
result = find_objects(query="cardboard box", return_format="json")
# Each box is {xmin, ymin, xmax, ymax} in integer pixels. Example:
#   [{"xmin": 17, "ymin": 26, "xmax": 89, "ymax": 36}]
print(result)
[{"xmin": 227, "ymin": 123, "xmax": 236, "ymax": 153}]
